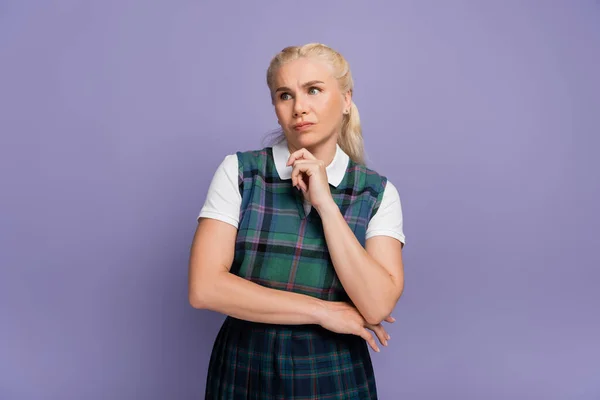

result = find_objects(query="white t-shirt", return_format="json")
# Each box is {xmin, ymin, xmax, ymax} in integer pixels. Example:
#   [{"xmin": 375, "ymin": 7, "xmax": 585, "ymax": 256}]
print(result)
[{"xmin": 198, "ymin": 140, "xmax": 406, "ymax": 245}]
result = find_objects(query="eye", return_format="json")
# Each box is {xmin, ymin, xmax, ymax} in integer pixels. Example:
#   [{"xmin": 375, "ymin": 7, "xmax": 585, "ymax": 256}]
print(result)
[
  {"xmin": 308, "ymin": 87, "xmax": 321, "ymax": 95},
  {"xmin": 279, "ymin": 92, "xmax": 292, "ymax": 100}
]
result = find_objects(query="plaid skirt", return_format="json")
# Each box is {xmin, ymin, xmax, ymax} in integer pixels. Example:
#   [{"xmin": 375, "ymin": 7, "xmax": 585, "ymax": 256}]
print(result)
[{"xmin": 205, "ymin": 316, "xmax": 378, "ymax": 399}]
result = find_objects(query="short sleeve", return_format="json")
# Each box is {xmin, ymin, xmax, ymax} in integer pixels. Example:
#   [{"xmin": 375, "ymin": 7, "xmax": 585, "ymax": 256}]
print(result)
[
  {"xmin": 365, "ymin": 180, "xmax": 406, "ymax": 245},
  {"xmin": 197, "ymin": 154, "xmax": 242, "ymax": 228}
]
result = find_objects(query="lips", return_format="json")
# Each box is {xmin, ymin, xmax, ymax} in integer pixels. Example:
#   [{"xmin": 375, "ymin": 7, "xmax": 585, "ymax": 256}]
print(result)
[{"xmin": 293, "ymin": 122, "xmax": 315, "ymax": 129}]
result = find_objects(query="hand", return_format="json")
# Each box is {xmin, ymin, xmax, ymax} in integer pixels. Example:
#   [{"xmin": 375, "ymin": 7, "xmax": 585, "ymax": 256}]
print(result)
[
  {"xmin": 315, "ymin": 301, "xmax": 394, "ymax": 353},
  {"xmin": 286, "ymin": 148, "xmax": 334, "ymax": 210}
]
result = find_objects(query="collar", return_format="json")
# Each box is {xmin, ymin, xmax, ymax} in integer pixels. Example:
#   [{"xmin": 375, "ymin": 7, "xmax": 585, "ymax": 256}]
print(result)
[{"xmin": 272, "ymin": 139, "xmax": 349, "ymax": 187}]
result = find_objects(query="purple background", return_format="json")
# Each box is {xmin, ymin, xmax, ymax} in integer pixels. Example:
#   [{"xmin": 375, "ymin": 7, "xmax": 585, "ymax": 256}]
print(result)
[{"xmin": 1, "ymin": 1, "xmax": 599, "ymax": 399}]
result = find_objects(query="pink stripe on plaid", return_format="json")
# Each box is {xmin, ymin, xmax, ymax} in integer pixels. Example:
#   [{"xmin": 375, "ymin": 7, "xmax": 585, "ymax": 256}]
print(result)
[
  {"xmin": 252, "ymin": 277, "xmax": 338, "ymax": 296},
  {"xmin": 286, "ymin": 218, "xmax": 307, "ymax": 290}
]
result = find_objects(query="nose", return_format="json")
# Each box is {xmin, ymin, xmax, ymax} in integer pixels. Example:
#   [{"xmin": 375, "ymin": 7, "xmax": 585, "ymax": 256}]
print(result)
[
  {"xmin": 293, "ymin": 98, "xmax": 308, "ymax": 117},
  {"xmin": 293, "ymin": 110, "xmax": 308, "ymax": 117}
]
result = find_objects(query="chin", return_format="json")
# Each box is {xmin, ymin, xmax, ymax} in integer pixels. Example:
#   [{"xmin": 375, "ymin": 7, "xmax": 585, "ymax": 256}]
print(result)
[{"xmin": 286, "ymin": 131, "xmax": 331, "ymax": 149}]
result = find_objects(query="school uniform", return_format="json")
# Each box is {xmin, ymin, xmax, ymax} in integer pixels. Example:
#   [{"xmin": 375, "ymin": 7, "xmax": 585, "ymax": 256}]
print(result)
[{"xmin": 198, "ymin": 139, "xmax": 405, "ymax": 399}]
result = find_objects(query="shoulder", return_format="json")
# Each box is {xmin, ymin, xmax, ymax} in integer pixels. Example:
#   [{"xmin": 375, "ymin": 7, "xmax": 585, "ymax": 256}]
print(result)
[
  {"xmin": 208, "ymin": 153, "xmax": 239, "ymax": 183},
  {"xmin": 235, "ymin": 146, "xmax": 272, "ymax": 168},
  {"xmin": 365, "ymin": 177, "xmax": 405, "ymax": 245},
  {"xmin": 212, "ymin": 145, "xmax": 272, "ymax": 176},
  {"xmin": 346, "ymin": 160, "xmax": 389, "ymax": 197}
]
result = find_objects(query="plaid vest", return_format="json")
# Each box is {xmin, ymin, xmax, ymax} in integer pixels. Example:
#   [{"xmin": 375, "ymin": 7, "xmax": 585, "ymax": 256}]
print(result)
[{"xmin": 231, "ymin": 146, "xmax": 387, "ymax": 302}]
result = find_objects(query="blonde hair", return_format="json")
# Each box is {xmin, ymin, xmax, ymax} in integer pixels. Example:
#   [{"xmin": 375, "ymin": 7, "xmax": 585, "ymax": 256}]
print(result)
[{"xmin": 266, "ymin": 43, "xmax": 365, "ymax": 165}]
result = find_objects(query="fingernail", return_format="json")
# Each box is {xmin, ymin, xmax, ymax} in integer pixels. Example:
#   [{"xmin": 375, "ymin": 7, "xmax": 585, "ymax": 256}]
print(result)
[{"xmin": 387, "ymin": 334, "xmax": 391, "ymax": 340}]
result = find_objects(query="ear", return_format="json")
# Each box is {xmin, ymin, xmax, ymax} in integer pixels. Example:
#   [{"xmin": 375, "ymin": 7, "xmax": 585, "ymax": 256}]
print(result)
[{"xmin": 343, "ymin": 90, "xmax": 352, "ymax": 111}]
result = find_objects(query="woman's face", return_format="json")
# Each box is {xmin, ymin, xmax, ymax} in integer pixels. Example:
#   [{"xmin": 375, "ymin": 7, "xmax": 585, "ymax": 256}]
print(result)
[{"xmin": 272, "ymin": 57, "xmax": 351, "ymax": 150}]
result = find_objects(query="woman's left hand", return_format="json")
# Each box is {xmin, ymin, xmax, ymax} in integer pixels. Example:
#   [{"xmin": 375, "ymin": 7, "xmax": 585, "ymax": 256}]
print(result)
[{"xmin": 287, "ymin": 148, "xmax": 335, "ymax": 210}]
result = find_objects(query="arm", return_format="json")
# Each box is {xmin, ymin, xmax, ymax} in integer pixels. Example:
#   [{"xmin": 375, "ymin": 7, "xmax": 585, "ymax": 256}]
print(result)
[
  {"xmin": 286, "ymin": 149, "xmax": 406, "ymax": 326},
  {"xmin": 317, "ymin": 200, "xmax": 405, "ymax": 325},
  {"xmin": 189, "ymin": 154, "xmax": 327, "ymax": 323},
  {"xmin": 188, "ymin": 217, "xmax": 394, "ymax": 352},
  {"xmin": 188, "ymin": 217, "xmax": 326, "ymax": 325}
]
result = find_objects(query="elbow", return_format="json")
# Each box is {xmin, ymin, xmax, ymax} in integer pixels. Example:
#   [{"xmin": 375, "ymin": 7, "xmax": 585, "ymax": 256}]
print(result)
[
  {"xmin": 189, "ymin": 270, "xmax": 227, "ymax": 310},
  {"xmin": 365, "ymin": 316, "xmax": 384, "ymax": 326},
  {"xmin": 364, "ymin": 290, "xmax": 404, "ymax": 325},
  {"xmin": 188, "ymin": 290, "xmax": 204, "ymax": 309},
  {"xmin": 188, "ymin": 285, "xmax": 212, "ymax": 310},
  {"xmin": 364, "ymin": 310, "xmax": 390, "ymax": 326},
  {"xmin": 362, "ymin": 302, "xmax": 393, "ymax": 325}
]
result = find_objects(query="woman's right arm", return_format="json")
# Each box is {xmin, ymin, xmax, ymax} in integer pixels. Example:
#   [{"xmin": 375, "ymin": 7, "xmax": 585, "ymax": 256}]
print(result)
[{"xmin": 188, "ymin": 216, "xmax": 327, "ymax": 325}]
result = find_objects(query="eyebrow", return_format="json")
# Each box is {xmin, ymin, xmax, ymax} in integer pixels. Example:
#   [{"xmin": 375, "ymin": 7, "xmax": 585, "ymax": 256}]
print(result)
[{"xmin": 275, "ymin": 80, "xmax": 325, "ymax": 93}]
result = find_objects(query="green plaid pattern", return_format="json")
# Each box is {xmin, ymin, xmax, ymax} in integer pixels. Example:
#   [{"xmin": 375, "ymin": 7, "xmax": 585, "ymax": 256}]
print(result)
[
  {"xmin": 232, "ymin": 147, "xmax": 386, "ymax": 301},
  {"xmin": 205, "ymin": 147, "xmax": 387, "ymax": 399},
  {"xmin": 206, "ymin": 318, "xmax": 378, "ymax": 399}
]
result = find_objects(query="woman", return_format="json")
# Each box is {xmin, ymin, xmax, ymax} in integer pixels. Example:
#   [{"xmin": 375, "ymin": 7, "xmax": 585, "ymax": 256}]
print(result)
[{"xmin": 188, "ymin": 43, "xmax": 406, "ymax": 399}]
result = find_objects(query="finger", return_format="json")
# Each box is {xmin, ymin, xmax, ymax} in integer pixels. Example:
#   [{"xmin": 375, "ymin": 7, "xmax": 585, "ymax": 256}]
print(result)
[
  {"xmin": 290, "ymin": 163, "xmax": 310, "ymax": 189},
  {"xmin": 287, "ymin": 148, "xmax": 316, "ymax": 166},
  {"xmin": 290, "ymin": 167, "xmax": 303, "ymax": 191},
  {"xmin": 291, "ymin": 161, "xmax": 321, "ymax": 178},
  {"xmin": 368, "ymin": 324, "xmax": 389, "ymax": 347},
  {"xmin": 291, "ymin": 163, "xmax": 315, "ymax": 191},
  {"xmin": 298, "ymin": 175, "xmax": 308, "ymax": 192},
  {"xmin": 384, "ymin": 315, "xmax": 396, "ymax": 323},
  {"xmin": 358, "ymin": 328, "xmax": 380, "ymax": 353},
  {"xmin": 293, "ymin": 174, "xmax": 308, "ymax": 192}
]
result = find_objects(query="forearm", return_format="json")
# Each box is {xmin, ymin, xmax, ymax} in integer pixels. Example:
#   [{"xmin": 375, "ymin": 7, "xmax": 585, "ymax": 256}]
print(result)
[
  {"xmin": 317, "ymin": 200, "xmax": 401, "ymax": 324},
  {"xmin": 190, "ymin": 270, "xmax": 326, "ymax": 325}
]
